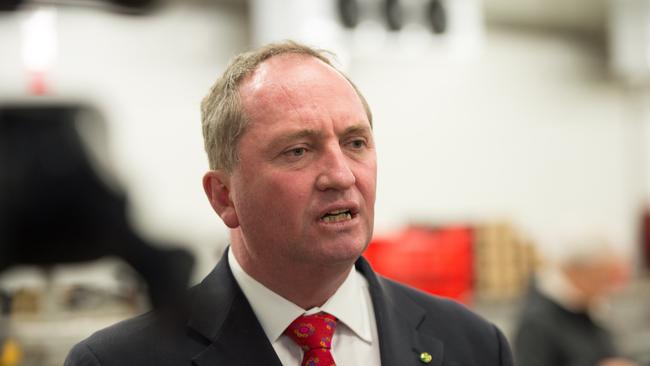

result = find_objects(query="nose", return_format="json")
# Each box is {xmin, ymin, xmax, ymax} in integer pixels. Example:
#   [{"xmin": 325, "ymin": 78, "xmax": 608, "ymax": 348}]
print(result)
[{"xmin": 315, "ymin": 145, "xmax": 356, "ymax": 191}]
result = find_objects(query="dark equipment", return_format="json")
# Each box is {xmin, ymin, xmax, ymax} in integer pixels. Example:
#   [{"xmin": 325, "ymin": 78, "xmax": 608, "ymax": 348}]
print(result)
[
  {"xmin": 0, "ymin": 105, "xmax": 194, "ymax": 309},
  {"xmin": 384, "ymin": 0, "xmax": 403, "ymax": 31},
  {"xmin": 427, "ymin": 0, "xmax": 446, "ymax": 34},
  {"xmin": 338, "ymin": 0, "xmax": 360, "ymax": 29},
  {"xmin": 0, "ymin": 0, "xmax": 160, "ymax": 14}
]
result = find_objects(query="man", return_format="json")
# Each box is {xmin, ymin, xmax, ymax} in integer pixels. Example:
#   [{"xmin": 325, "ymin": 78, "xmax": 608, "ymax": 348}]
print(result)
[
  {"xmin": 514, "ymin": 237, "xmax": 638, "ymax": 366},
  {"xmin": 65, "ymin": 41, "xmax": 513, "ymax": 366}
]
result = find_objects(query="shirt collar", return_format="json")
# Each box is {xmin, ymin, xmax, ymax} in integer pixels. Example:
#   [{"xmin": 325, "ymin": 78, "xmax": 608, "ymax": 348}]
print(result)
[
  {"xmin": 228, "ymin": 249, "xmax": 373, "ymax": 344},
  {"xmin": 319, "ymin": 266, "xmax": 373, "ymax": 343}
]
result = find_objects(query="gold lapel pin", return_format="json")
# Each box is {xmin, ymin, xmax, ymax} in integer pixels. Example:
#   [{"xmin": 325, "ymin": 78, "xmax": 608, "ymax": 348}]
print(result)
[{"xmin": 419, "ymin": 352, "xmax": 433, "ymax": 364}]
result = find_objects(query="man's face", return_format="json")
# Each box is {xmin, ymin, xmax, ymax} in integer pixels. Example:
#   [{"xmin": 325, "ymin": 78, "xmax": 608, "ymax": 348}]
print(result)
[{"xmin": 227, "ymin": 55, "xmax": 376, "ymax": 268}]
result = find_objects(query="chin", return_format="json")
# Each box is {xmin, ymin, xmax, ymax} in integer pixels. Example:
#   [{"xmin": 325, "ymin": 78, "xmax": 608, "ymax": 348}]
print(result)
[{"xmin": 318, "ymin": 239, "xmax": 368, "ymax": 265}]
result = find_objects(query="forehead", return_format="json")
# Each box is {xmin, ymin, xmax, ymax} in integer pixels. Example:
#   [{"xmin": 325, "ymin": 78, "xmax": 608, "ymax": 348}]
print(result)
[{"xmin": 238, "ymin": 54, "xmax": 367, "ymax": 128}]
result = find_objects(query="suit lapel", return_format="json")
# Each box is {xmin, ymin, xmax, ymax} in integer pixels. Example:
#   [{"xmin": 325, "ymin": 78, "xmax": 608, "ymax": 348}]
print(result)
[
  {"xmin": 188, "ymin": 250, "xmax": 282, "ymax": 366},
  {"xmin": 187, "ymin": 251, "xmax": 444, "ymax": 366},
  {"xmin": 356, "ymin": 257, "xmax": 444, "ymax": 366}
]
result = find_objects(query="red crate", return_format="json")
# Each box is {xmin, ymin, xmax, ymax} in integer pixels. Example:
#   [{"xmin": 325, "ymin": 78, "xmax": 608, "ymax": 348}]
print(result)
[{"xmin": 363, "ymin": 226, "xmax": 473, "ymax": 304}]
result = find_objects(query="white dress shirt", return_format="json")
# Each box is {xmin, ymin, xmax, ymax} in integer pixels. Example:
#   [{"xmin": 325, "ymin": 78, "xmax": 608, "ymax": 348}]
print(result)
[{"xmin": 228, "ymin": 249, "xmax": 381, "ymax": 365}]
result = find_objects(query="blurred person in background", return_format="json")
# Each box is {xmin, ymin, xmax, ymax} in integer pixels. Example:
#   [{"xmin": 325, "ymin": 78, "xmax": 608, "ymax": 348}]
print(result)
[
  {"xmin": 514, "ymin": 235, "xmax": 638, "ymax": 366},
  {"xmin": 65, "ymin": 41, "xmax": 513, "ymax": 366}
]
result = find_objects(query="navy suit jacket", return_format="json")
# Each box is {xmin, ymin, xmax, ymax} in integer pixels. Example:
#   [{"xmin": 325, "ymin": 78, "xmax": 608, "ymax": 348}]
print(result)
[{"xmin": 65, "ymin": 252, "xmax": 513, "ymax": 366}]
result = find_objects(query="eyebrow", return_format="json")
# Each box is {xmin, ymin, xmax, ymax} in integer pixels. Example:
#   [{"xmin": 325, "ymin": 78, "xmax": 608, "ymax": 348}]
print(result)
[
  {"xmin": 267, "ymin": 129, "xmax": 323, "ymax": 151},
  {"xmin": 340, "ymin": 124, "xmax": 372, "ymax": 137},
  {"xmin": 267, "ymin": 123, "xmax": 372, "ymax": 151}
]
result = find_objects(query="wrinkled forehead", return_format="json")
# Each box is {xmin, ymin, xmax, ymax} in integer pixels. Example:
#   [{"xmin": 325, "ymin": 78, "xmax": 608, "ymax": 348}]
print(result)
[{"xmin": 238, "ymin": 54, "xmax": 364, "ymax": 123}]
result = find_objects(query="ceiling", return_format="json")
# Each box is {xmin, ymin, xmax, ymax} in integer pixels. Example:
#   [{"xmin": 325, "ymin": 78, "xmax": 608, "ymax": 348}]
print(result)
[{"xmin": 4, "ymin": 0, "xmax": 611, "ymax": 36}]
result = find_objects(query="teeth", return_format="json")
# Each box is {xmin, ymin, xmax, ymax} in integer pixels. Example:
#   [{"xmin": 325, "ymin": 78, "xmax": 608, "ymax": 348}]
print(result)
[
  {"xmin": 322, "ymin": 212, "xmax": 352, "ymax": 223},
  {"xmin": 328, "ymin": 209, "xmax": 349, "ymax": 215}
]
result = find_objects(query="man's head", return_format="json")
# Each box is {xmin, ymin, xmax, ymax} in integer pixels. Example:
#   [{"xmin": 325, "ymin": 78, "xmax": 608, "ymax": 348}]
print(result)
[
  {"xmin": 201, "ymin": 42, "xmax": 377, "ymax": 280},
  {"xmin": 541, "ymin": 235, "xmax": 631, "ymax": 308},
  {"xmin": 201, "ymin": 41, "xmax": 373, "ymax": 172},
  {"xmin": 560, "ymin": 248, "xmax": 629, "ymax": 305}
]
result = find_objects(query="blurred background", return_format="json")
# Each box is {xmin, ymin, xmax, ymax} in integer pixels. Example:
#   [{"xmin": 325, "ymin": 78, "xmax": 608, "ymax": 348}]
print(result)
[{"xmin": 1, "ymin": 0, "xmax": 650, "ymax": 364}]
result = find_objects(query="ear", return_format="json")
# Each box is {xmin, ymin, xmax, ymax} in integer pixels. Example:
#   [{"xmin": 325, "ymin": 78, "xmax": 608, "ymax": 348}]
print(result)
[{"xmin": 203, "ymin": 170, "xmax": 239, "ymax": 228}]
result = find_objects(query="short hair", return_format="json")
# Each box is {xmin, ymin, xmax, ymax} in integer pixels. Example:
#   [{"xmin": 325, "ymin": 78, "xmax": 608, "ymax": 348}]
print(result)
[{"xmin": 200, "ymin": 40, "xmax": 373, "ymax": 171}]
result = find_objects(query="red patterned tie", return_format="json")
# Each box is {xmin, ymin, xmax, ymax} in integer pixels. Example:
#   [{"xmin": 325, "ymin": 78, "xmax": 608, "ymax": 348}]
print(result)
[{"xmin": 284, "ymin": 312, "xmax": 337, "ymax": 366}]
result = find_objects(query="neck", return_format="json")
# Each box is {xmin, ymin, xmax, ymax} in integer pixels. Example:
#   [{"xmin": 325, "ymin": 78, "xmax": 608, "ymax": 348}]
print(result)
[{"xmin": 231, "ymin": 242, "xmax": 353, "ymax": 309}]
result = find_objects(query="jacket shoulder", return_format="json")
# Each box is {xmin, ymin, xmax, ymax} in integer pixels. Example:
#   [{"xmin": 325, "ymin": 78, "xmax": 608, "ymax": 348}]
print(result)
[
  {"xmin": 379, "ymin": 276, "xmax": 490, "ymax": 327},
  {"xmin": 64, "ymin": 312, "xmax": 157, "ymax": 366},
  {"xmin": 64, "ymin": 311, "xmax": 202, "ymax": 366}
]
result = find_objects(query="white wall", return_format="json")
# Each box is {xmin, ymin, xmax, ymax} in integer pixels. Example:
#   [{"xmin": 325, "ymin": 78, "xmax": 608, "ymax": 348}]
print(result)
[{"xmin": 351, "ymin": 29, "xmax": 644, "ymax": 260}]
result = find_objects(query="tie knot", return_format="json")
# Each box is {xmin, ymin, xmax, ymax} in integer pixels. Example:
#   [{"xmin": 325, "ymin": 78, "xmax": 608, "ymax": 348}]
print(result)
[{"xmin": 284, "ymin": 312, "xmax": 337, "ymax": 352}]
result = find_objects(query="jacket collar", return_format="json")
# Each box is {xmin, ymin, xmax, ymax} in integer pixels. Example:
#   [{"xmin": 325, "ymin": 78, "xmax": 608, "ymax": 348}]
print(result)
[
  {"xmin": 356, "ymin": 257, "xmax": 444, "ymax": 366},
  {"xmin": 188, "ymin": 250, "xmax": 282, "ymax": 366},
  {"xmin": 187, "ymin": 250, "xmax": 443, "ymax": 366}
]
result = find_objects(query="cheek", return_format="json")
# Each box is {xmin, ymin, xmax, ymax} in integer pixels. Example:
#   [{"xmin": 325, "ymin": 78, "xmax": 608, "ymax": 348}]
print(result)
[
  {"xmin": 240, "ymin": 171, "xmax": 313, "ymax": 217},
  {"xmin": 356, "ymin": 166, "xmax": 377, "ymax": 205},
  {"xmin": 267, "ymin": 169, "xmax": 313, "ymax": 197}
]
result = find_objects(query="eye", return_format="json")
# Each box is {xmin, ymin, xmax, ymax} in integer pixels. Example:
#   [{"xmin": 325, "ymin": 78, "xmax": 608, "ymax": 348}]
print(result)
[
  {"xmin": 348, "ymin": 138, "xmax": 367, "ymax": 149},
  {"xmin": 285, "ymin": 147, "xmax": 307, "ymax": 157}
]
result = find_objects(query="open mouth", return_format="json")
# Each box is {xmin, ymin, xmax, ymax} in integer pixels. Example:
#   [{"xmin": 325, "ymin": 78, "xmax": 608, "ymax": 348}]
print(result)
[{"xmin": 321, "ymin": 208, "xmax": 353, "ymax": 223}]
